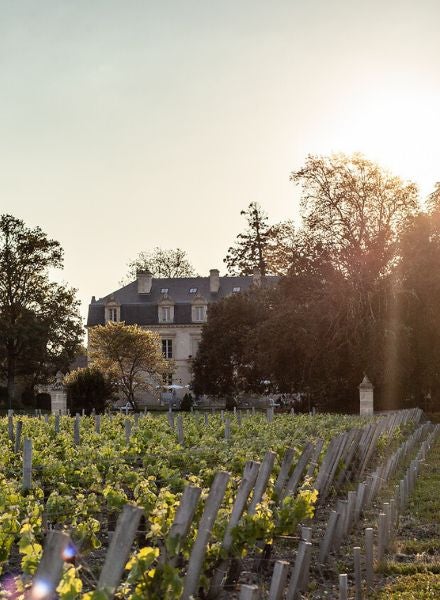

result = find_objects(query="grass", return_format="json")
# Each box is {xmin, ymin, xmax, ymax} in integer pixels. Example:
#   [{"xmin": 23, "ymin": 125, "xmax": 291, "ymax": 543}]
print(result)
[
  {"xmin": 373, "ymin": 573, "xmax": 440, "ymax": 599},
  {"xmin": 374, "ymin": 432, "xmax": 440, "ymax": 597}
]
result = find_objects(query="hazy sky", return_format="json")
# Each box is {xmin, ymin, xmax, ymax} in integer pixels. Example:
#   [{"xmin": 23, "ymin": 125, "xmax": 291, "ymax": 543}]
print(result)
[{"xmin": 1, "ymin": 0, "xmax": 439, "ymax": 322}]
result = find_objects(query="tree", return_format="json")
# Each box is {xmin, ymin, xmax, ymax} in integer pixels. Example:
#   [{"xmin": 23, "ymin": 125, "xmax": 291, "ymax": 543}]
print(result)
[
  {"xmin": 290, "ymin": 153, "xmax": 419, "ymax": 283},
  {"xmin": 122, "ymin": 247, "xmax": 196, "ymax": 284},
  {"xmin": 88, "ymin": 321, "xmax": 169, "ymax": 408},
  {"xmin": 0, "ymin": 214, "xmax": 83, "ymax": 404},
  {"xmin": 224, "ymin": 204, "xmax": 301, "ymax": 276},
  {"xmin": 192, "ymin": 290, "xmax": 270, "ymax": 397},
  {"xmin": 224, "ymin": 202, "xmax": 272, "ymax": 276},
  {"xmin": 64, "ymin": 367, "xmax": 113, "ymax": 413}
]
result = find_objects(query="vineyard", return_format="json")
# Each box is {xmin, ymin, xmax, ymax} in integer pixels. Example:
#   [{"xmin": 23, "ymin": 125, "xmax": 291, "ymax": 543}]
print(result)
[{"xmin": 0, "ymin": 409, "xmax": 436, "ymax": 599}]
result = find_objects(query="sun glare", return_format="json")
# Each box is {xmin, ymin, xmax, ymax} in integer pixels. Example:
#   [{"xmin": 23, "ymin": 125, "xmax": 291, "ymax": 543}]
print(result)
[{"xmin": 314, "ymin": 83, "xmax": 440, "ymax": 200}]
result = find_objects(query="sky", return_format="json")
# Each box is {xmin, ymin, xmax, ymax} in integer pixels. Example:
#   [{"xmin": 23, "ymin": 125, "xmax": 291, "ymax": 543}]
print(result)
[{"xmin": 1, "ymin": 0, "xmax": 440, "ymax": 323}]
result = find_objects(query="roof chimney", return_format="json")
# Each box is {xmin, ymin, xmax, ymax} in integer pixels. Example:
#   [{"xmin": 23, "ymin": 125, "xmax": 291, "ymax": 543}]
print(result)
[
  {"xmin": 137, "ymin": 270, "xmax": 152, "ymax": 294},
  {"xmin": 252, "ymin": 267, "xmax": 262, "ymax": 287},
  {"xmin": 209, "ymin": 269, "xmax": 220, "ymax": 293}
]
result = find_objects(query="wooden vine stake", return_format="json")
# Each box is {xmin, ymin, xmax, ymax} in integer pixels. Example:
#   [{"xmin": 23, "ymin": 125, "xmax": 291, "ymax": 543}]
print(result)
[
  {"xmin": 30, "ymin": 531, "xmax": 71, "ymax": 600},
  {"xmin": 240, "ymin": 585, "xmax": 259, "ymax": 600},
  {"xmin": 177, "ymin": 415, "xmax": 184, "ymax": 445},
  {"xmin": 268, "ymin": 560, "xmax": 289, "ymax": 600},
  {"xmin": 23, "ymin": 438, "xmax": 32, "ymax": 490},
  {"xmin": 14, "ymin": 420, "xmax": 22, "ymax": 454},
  {"xmin": 97, "ymin": 504, "xmax": 144, "ymax": 598},
  {"xmin": 182, "ymin": 471, "xmax": 230, "ymax": 600},
  {"xmin": 167, "ymin": 485, "xmax": 202, "ymax": 567}
]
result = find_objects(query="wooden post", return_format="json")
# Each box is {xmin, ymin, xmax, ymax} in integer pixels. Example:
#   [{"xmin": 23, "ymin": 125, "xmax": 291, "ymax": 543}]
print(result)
[
  {"xmin": 74, "ymin": 414, "xmax": 80, "ymax": 446},
  {"xmin": 23, "ymin": 438, "xmax": 32, "ymax": 490},
  {"xmin": 280, "ymin": 442, "xmax": 314, "ymax": 502},
  {"xmin": 248, "ymin": 451, "xmax": 276, "ymax": 514},
  {"xmin": 268, "ymin": 560, "xmax": 289, "ymax": 600},
  {"xmin": 14, "ymin": 420, "xmax": 22, "ymax": 454},
  {"xmin": 306, "ymin": 438, "xmax": 324, "ymax": 478},
  {"xmin": 182, "ymin": 471, "xmax": 230, "ymax": 600},
  {"xmin": 95, "ymin": 414, "xmax": 101, "ymax": 434},
  {"xmin": 204, "ymin": 413, "xmax": 209, "ymax": 426},
  {"xmin": 168, "ymin": 411, "xmax": 175, "ymax": 429},
  {"xmin": 168, "ymin": 485, "xmax": 202, "ymax": 566},
  {"xmin": 125, "ymin": 420, "xmax": 132, "ymax": 445},
  {"xmin": 274, "ymin": 447, "xmax": 295, "ymax": 499},
  {"xmin": 177, "ymin": 415, "xmax": 184, "ymax": 445},
  {"xmin": 208, "ymin": 461, "xmax": 260, "ymax": 599},
  {"xmin": 55, "ymin": 414, "xmax": 60, "ymax": 434},
  {"xmin": 8, "ymin": 415, "xmax": 14, "ymax": 443},
  {"xmin": 319, "ymin": 510, "xmax": 339, "ymax": 564},
  {"xmin": 339, "ymin": 574, "xmax": 348, "ymax": 600},
  {"xmin": 225, "ymin": 417, "xmax": 231, "ymax": 440},
  {"xmin": 240, "ymin": 585, "xmax": 259, "ymax": 600},
  {"xmin": 365, "ymin": 528, "xmax": 374, "ymax": 588},
  {"xmin": 377, "ymin": 513, "xmax": 386, "ymax": 562},
  {"xmin": 301, "ymin": 526, "xmax": 312, "ymax": 542},
  {"xmin": 29, "ymin": 531, "xmax": 71, "ymax": 600},
  {"xmin": 285, "ymin": 540, "xmax": 312, "ymax": 600},
  {"xmin": 354, "ymin": 482, "xmax": 366, "ymax": 523},
  {"xmin": 97, "ymin": 505, "xmax": 144, "ymax": 597},
  {"xmin": 353, "ymin": 546, "xmax": 362, "ymax": 600}
]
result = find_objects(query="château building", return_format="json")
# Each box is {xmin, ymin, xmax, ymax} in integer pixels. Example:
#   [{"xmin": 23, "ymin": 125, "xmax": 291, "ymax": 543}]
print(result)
[{"xmin": 87, "ymin": 268, "xmax": 276, "ymax": 404}]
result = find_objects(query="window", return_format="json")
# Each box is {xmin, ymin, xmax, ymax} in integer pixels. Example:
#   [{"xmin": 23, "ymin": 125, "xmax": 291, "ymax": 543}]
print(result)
[
  {"xmin": 193, "ymin": 305, "xmax": 206, "ymax": 322},
  {"xmin": 162, "ymin": 338, "xmax": 173, "ymax": 359},
  {"xmin": 160, "ymin": 288, "xmax": 169, "ymax": 294},
  {"xmin": 160, "ymin": 306, "xmax": 171, "ymax": 322},
  {"xmin": 189, "ymin": 287, "xmax": 197, "ymax": 293},
  {"xmin": 232, "ymin": 287, "xmax": 241, "ymax": 293},
  {"xmin": 106, "ymin": 306, "xmax": 120, "ymax": 322}
]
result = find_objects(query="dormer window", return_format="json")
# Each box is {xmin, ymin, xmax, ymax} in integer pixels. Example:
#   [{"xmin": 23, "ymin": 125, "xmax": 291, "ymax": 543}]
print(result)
[
  {"xmin": 158, "ymin": 293, "xmax": 175, "ymax": 323},
  {"xmin": 191, "ymin": 292, "xmax": 207, "ymax": 323},
  {"xmin": 189, "ymin": 287, "xmax": 197, "ymax": 293},
  {"xmin": 105, "ymin": 301, "xmax": 121, "ymax": 323}
]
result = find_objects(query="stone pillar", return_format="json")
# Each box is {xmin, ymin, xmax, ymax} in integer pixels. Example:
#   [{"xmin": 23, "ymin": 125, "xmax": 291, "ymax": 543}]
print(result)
[
  {"xmin": 359, "ymin": 374, "xmax": 374, "ymax": 415},
  {"xmin": 37, "ymin": 371, "xmax": 67, "ymax": 415}
]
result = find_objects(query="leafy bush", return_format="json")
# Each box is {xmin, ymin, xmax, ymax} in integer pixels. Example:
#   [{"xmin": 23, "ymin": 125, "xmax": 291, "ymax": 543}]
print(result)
[{"xmin": 64, "ymin": 367, "xmax": 112, "ymax": 413}]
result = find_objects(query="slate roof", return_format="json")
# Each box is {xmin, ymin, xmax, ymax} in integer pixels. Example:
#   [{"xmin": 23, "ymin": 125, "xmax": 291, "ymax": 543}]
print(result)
[{"xmin": 87, "ymin": 275, "xmax": 278, "ymax": 327}]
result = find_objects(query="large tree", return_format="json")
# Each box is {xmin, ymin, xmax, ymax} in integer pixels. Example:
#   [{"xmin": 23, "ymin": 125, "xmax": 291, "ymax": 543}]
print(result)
[
  {"xmin": 122, "ymin": 247, "xmax": 196, "ymax": 284},
  {"xmin": 191, "ymin": 290, "xmax": 270, "ymax": 397},
  {"xmin": 224, "ymin": 202, "xmax": 299, "ymax": 276},
  {"xmin": 0, "ymin": 214, "xmax": 83, "ymax": 404},
  {"xmin": 88, "ymin": 321, "xmax": 169, "ymax": 408},
  {"xmin": 291, "ymin": 153, "xmax": 419, "ymax": 283}
]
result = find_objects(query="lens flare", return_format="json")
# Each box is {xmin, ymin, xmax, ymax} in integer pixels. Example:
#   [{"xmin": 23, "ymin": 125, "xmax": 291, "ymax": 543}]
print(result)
[
  {"xmin": 62, "ymin": 541, "xmax": 77, "ymax": 561},
  {"xmin": 29, "ymin": 578, "xmax": 52, "ymax": 600}
]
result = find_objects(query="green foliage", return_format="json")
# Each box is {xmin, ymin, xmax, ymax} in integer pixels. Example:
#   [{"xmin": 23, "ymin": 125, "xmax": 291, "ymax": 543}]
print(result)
[
  {"xmin": 0, "ymin": 214, "xmax": 83, "ymax": 405},
  {"xmin": 64, "ymin": 367, "xmax": 112, "ymax": 413},
  {"xmin": 373, "ymin": 573, "xmax": 440, "ymax": 599},
  {"xmin": 0, "ymin": 411, "xmax": 368, "ymax": 595}
]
